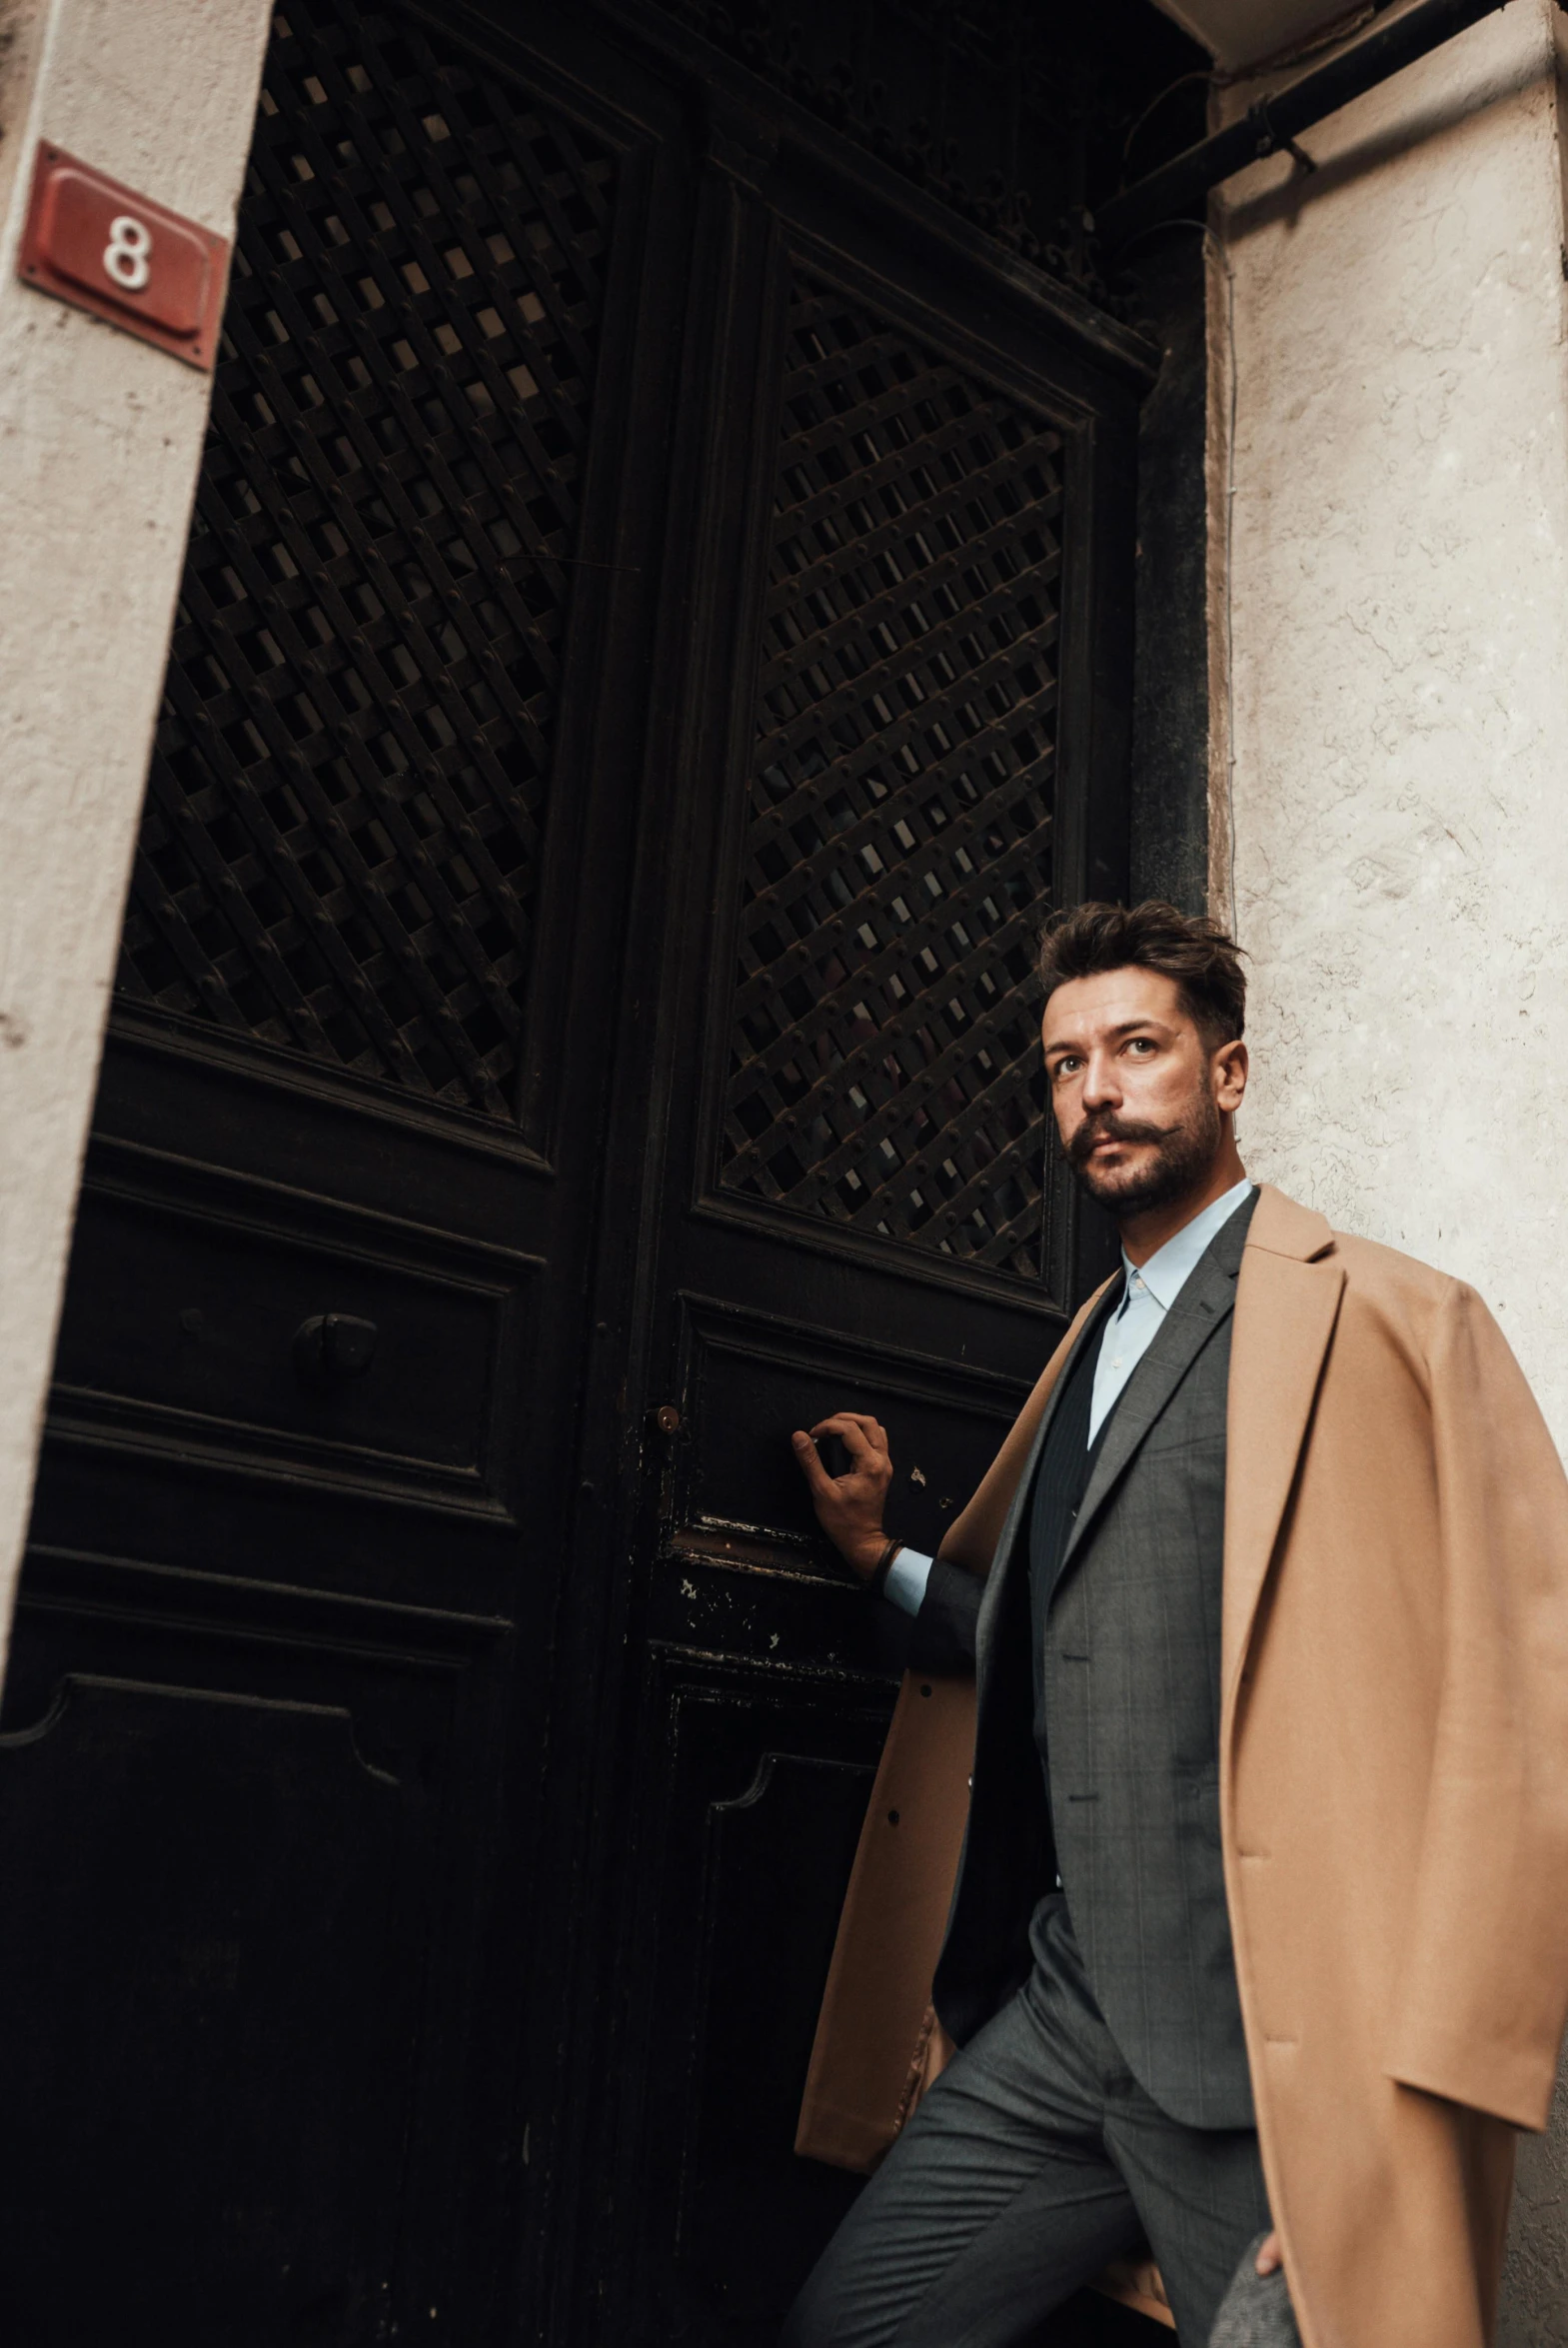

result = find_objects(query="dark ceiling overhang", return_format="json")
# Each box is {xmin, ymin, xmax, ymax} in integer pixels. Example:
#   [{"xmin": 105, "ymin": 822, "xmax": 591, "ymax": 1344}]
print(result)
[{"xmin": 1153, "ymin": 0, "xmax": 1370, "ymax": 70}]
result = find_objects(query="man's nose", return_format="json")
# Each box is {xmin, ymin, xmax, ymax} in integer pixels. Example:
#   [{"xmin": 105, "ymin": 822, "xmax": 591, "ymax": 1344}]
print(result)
[{"xmin": 1080, "ymin": 1052, "xmax": 1120, "ymax": 1109}]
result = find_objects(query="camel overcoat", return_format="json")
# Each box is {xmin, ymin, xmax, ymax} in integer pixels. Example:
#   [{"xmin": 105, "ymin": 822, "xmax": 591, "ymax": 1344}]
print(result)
[{"xmin": 796, "ymin": 1185, "xmax": 1568, "ymax": 2348}]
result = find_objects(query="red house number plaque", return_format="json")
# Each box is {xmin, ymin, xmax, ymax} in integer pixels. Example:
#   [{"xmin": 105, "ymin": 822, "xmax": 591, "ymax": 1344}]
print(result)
[{"xmin": 17, "ymin": 144, "xmax": 230, "ymax": 370}]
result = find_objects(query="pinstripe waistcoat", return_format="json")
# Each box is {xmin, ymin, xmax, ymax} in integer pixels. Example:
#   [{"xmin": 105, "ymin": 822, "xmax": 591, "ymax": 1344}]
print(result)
[{"xmin": 932, "ymin": 1190, "xmax": 1258, "ymax": 2129}]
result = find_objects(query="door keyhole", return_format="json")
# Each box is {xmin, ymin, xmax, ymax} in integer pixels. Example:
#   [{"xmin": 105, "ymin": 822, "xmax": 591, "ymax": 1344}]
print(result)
[{"xmin": 293, "ymin": 1312, "xmax": 379, "ymax": 1385}]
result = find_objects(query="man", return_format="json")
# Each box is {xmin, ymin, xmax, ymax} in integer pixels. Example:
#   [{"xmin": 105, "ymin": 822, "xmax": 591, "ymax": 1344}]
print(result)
[{"xmin": 782, "ymin": 901, "xmax": 1568, "ymax": 2348}]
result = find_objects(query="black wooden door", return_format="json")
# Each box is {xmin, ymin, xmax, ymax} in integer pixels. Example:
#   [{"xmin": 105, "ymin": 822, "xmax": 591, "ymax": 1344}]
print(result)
[
  {"xmin": 2, "ymin": 6, "xmax": 693, "ymax": 2342},
  {"xmin": 0, "ymin": 4, "xmax": 1153, "ymax": 2344},
  {"xmin": 555, "ymin": 51, "xmax": 1149, "ymax": 2348}
]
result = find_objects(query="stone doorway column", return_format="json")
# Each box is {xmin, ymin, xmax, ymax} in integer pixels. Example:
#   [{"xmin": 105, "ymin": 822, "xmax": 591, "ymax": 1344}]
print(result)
[
  {"xmin": 1210, "ymin": 5, "xmax": 1568, "ymax": 2330},
  {"xmin": 0, "ymin": 0, "xmax": 272, "ymax": 1682}
]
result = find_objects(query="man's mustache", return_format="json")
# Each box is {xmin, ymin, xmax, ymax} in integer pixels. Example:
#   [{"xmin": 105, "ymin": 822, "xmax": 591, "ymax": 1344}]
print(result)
[{"xmin": 1066, "ymin": 1114, "xmax": 1173, "ymax": 1170}]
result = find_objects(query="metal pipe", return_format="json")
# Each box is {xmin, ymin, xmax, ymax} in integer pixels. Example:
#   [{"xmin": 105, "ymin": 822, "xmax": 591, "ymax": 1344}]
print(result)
[{"xmin": 1095, "ymin": 0, "xmax": 1520, "ymax": 250}]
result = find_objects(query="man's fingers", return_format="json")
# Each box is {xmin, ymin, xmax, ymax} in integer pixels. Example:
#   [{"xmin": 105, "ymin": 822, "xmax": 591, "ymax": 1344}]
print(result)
[
  {"xmin": 806, "ymin": 1415, "xmax": 870, "ymax": 1464},
  {"xmin": 808, "ymin": 1411, "xmax": 891, "ymax": 1461},
  {"xmin": 790, "ymin": 1430, "xmax": 835, "ymax": 1498},
  {"xmin": 1254, "ymin": 2231, "xmax": 1282, "ymax": 2278}
]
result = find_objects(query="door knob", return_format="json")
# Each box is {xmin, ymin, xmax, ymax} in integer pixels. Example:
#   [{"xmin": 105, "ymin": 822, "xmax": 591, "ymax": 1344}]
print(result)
[{"xmin": 293, "ymin": 1312, "xmax": 378, "ymax": 1384}]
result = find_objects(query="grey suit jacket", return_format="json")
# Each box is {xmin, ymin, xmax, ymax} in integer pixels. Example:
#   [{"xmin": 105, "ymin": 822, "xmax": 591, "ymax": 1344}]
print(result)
[{"xmin": 924, "ymin": 1192, "xmax": 1258, "ymax": 2128}]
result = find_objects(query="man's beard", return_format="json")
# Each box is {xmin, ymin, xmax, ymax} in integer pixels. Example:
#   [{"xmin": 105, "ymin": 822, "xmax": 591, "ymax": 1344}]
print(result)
[{"xmin": 1066, "ymin": 1089, "xmax": 1224, "ymax": 1217}]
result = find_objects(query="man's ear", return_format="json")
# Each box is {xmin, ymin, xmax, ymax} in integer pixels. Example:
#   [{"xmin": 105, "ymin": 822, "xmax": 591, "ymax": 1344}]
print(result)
[{"xmin": 1214, "ymin": 1038, "xmax": 1248, "ymax": 1114}]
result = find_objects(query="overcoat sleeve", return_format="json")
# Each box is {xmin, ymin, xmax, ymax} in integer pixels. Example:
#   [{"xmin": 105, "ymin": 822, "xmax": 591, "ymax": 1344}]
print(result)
[
  {"xmin": 794, "ymin": 1294, "xmax": 1105, "ymax": 2170},
  {"xmin": 1383, "ymin": 1280, "xmax": 1568, "ymax": 2129}
]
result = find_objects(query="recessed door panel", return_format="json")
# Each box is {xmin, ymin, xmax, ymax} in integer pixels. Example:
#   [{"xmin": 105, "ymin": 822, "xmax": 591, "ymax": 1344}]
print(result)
[
  {"xmin": 52, "ymin": 1173, "xmax": 531, "ymax": 1505},
  {"xmin": 634, "ymin": 1658, "xmax": 891, "ymax": 2344},
  {"xmin": 118, "ymin": 0, "xmax": 621, "ymax": 1148},
  {"xmin": 0, "ymin": 1673, "xmax": 422, "ymax": 2343},
  {"xmin": 673, "ymin": 1296, "xmax": 1028, "ymax": 1567},
  {"xmin": 714, "ymin": 271, "xmax": 1067, "ymax": 1285}
]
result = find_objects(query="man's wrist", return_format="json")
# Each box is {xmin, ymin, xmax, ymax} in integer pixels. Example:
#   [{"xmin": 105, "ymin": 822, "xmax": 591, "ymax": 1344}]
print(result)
[
  {"xmin": 841, "ymin": 1530, "xmax": 893, "ymax": 1581},
  {"xmin": 866, "ymin": 1536, "xmax": 903, "ymax": 1596}
]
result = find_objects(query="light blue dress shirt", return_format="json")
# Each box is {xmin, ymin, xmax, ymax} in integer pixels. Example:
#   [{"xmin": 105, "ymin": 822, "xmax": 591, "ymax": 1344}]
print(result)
[{"xmin": 883, "ymin": 1177, "xmax": 1256, "ymax": 1617}]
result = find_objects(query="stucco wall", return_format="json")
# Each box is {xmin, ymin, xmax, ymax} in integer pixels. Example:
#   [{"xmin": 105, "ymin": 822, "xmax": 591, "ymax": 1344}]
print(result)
[
  {"xmin": 0, "ymin": 0, "xmax": 272, "ymax": 1681},
  {"xmin": 1212, "ymin": 3, "xmax": 1568, "ymax": 2331},
  {"xmin": 1215, "ymin": 0, "xmax": 1568, "ymax": 1411}
]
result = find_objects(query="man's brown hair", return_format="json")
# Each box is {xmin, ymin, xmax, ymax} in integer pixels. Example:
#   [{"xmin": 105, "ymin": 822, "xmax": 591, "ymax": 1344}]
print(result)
[{"xmin": 1036, "ymin": 900, "xmax": 1246, "ymax": 1047}]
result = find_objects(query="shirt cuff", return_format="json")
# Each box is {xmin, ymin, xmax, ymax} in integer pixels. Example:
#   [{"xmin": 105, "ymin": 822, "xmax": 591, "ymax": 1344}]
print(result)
[{"xmin": 883, "ymin": 1546, "xmax": 934, "ymax": 1616}]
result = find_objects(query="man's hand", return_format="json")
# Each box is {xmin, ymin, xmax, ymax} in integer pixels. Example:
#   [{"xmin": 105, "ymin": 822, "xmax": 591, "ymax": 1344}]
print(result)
[
  {"xmin": 1255, "ymin": 2231, "xmax": 1282, "ymax": 2277},
  {"xmin": 791, "ymin": 1411, "xmax": 894, "ymax": 1580}
]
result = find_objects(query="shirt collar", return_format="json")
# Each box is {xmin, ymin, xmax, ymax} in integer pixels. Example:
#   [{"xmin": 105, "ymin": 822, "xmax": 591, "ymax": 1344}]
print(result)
[{"xmin": 1120, "ymin": 1176, "xmax": 1255, "ymax": 1314}]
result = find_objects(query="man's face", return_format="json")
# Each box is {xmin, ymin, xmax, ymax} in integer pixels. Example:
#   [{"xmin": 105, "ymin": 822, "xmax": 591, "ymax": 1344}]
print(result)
[{"xmin": 1041, "ymin": 966, "xmax": 1243, "ymax": 1218}]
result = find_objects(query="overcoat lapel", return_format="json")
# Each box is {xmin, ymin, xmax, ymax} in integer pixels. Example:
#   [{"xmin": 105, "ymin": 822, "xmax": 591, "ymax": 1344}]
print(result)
[
  {"xmin": 1221, "ymin": 1186, "xmax": 1344, "ymax": 1703},
  {"xmin": 1052, "ymin": 1230, "xmax": 1244, "ymax": 1600}
]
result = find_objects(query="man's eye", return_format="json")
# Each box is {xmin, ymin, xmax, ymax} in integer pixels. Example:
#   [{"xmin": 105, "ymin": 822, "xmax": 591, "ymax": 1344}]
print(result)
[{"xmin": 1127, "ymin": 1038, "xmax": 1156, "ymax": 1055}]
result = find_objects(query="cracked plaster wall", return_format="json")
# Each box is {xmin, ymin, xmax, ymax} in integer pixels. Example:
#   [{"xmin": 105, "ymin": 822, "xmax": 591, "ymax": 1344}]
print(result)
[
  {"xmin": 0, "ymin": 0, "xmax": 272, "ymax": 1685},
  {"xmin": 1213, "ymin": 3, "xmax": 1568, "ymax": 2332}
]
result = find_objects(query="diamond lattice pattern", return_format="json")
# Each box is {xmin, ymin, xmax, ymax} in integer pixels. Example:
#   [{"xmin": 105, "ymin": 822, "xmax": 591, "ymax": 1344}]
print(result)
[
  {"xmin": 116, "ymin": 0, "xmax": 616, "ymax": 1122},
  {"xmin": 719, "ymin": 279, "xmax": 1063, "ymax": 1279}
]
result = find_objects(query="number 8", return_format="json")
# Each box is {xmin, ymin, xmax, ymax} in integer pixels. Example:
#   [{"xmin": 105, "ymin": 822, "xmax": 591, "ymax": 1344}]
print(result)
[{"xmin": 103, "ymin": 214, "xmax": 152, "ymax": 293}]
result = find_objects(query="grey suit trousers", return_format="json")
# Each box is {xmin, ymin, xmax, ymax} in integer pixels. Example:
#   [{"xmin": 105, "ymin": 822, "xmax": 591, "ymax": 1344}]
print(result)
[{"xmin": 782, "ymin": 1898, "xmax": 1269, "ymax": 2348}]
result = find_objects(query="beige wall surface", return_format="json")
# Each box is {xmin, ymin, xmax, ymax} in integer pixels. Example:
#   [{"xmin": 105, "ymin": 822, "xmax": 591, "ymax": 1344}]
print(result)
[
  {"xmin": 1211, "ymin": 2, "xmax": 1568, "ymax": 2331},
  {"xmin": 0, "ymin": 0, "xmax": 272, "ymax": 1684},
  {"xmin": 1215, "ymin": 1, "xmax": 1568, "ymax": 1413}
]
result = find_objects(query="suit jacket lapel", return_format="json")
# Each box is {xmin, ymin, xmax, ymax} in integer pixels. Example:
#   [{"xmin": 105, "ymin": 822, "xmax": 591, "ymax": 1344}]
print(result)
[
  {"xmin": 972, "ymin": 1278, "xmax": 1122, "ymax": 1669},
  {"xmin": 1222, "ymin": 1205, "xmax": 1345, "ymax": 1703},
  {"xmin": 1052, "ymin": 1230, "xmax": 1243, "ymax": 1599},
  {"xmin": 967, "ymin": 1182, "xmax": 1343, "ymax": 1724}
]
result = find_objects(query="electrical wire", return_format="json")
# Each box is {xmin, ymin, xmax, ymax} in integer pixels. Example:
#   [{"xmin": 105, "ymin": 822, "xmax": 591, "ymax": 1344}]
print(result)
[{"xmin": 1120, "ymin": 72, "xmax": 1214, "ymax": 174}]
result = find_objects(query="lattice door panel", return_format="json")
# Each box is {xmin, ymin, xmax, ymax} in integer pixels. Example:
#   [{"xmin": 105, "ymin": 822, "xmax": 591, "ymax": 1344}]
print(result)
[
  {"xmin": 718, "ymin": 277, "xmax": 1064, "ymax": 1280},
  {"xmin": 116, "ymin": 0, "xmax": 616, "ymax": 1124}
]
